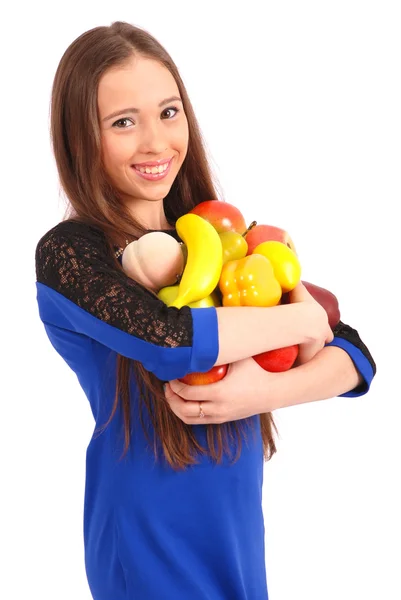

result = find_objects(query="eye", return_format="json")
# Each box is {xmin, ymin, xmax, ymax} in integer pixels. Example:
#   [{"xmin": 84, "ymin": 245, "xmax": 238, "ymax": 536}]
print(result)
[
  {"xmin": 112, "ymin": 106, "xmax": 180, "ymax": 129},
  {"xmin": 162, "ymin": 106, "xmax": 180, "ymax": 119},
  {"xmin": 112, "ymin": 118, "xmax": 134, "ymax": 129}
]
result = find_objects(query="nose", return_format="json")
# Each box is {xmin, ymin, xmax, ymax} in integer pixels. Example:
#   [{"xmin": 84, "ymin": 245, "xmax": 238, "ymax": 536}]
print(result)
[{"xmin": 137, "ymin": 122, "xmax": 169, "ymax": 155}]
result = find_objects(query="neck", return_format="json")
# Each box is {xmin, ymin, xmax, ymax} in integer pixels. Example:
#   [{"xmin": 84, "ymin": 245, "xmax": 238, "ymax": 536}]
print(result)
[{"xmin": 123, "ymin": 196, "xmax": 172, "ymax": 230}]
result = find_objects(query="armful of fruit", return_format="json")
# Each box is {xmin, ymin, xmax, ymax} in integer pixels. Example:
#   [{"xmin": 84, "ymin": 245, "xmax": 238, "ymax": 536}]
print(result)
[{"xmin": 120, "ymin": 200, "xmax": 340, "ymax": 384}]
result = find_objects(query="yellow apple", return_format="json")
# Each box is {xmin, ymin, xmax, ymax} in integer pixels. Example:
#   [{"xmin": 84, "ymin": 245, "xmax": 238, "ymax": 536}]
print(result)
[{"xmin": 253, "ymin": 241, "xmax": 301, "ymax": 292}]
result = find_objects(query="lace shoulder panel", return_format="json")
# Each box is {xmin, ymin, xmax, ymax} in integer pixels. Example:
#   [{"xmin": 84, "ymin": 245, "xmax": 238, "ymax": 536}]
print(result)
[
  {"xmin": 332, "ymin": 320, "xmax": 376, "ymax": 375},
  {"xmin": 35, "ymin": 220, "xmax": 193, "ymax": 348}
]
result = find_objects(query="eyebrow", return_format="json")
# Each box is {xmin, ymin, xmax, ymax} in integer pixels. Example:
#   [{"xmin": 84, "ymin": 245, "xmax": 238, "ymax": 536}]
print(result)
[{"xmin": 102, "ymin": 96, "xmax": 183, "ymax": 122}]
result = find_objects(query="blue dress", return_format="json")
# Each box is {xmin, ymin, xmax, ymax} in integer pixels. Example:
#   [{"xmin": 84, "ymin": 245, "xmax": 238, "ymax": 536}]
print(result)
[{"xmin": 35, "ymin": 219, "xmax": 376, "ymax": 600}]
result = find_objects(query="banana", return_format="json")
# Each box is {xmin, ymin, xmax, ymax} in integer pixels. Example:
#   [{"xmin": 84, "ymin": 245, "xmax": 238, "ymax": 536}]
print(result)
[{"xmin": 169, "ymin": 213, "xmax": 223, "ymax": 309}]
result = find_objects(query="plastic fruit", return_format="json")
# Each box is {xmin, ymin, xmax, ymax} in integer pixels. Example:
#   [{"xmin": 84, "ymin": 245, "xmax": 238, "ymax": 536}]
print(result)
[
  {"xmin": 245, "ymin": 223, "xmax": 297, "ymax": 255},
  {"xmin": 169, "ymin": 213, "xmax": 223, "ymax": 309},
  {"xmin": 252, "ymin": 240, "xmax": 301, "ymax": 292},
  {"xmin": 302, "ymin": 281, "xmax": 341, "ymax": 328},
  {"xmin": 122, "ymin": 232, "xmax": 185, "ymax": 292},
  {"xmin": 189, "ymin": 200, "xmax": 247, "ymax": 234},
  {"xmin": 179, "ymin": 364, "xmax": 228, "ymax": 385},
  {"xmin": 253, "ymin": 345, "xmax": 299, "ymax": 372},
  {"xmin": 219, "ymin": 254, "xmax": 282, "ymax": 307},
  {"xmin": 219, "ymin": 231, "xmax": 248, "ymax": 264},
  {"xmin": 158, "ymin": 285, "xmax": 221, "ymax": 308}
]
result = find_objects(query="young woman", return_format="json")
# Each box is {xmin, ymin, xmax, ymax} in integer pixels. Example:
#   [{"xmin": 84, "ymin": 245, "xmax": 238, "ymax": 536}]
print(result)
[{"xmin": 35, "ymin": 21, "xmax": 376, "ymax": 600}]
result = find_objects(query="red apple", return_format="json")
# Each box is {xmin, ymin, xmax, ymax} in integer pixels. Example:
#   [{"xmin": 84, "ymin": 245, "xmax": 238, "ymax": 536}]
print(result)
[
  {"xmin": 179, "ymin": 364, "xmax": 228, "ymax": 386},
  {"xmin": 280, "ymin": 292, "xmax": 290, "ymax": 304},
  {"xmin": 253, "ymin": 345, "xmax": 299, "ymax": 372},
  {"xmin": 245, "ymin": 223, "xmax": 297, "ymax": 256},
  {"xmin": 189, "ymin": 200, "xmax": 247, "ymax": 234},
  {"xmin": 302, "ymin": 281, "xmax": 341, "ymax": 329}
]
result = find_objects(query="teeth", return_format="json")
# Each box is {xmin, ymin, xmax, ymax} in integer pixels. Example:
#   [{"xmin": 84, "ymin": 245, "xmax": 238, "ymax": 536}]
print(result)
[{"xmin": 135, "ymin": 162, "xmax": 169, "ymax": 174}]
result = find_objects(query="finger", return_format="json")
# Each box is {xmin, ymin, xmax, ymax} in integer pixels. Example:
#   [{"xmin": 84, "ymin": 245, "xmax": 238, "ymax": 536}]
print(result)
[
  {"xmin": 163, "ymin": 382, "xmax": 173, "ymax": 400},
  {"xmin": 163, "ymin": 382, "xmax": 177, "ymax": 406},
  {"xmin": 166, "ymin": 391, "xmax": 217, "ymax": 424},
  {"xmin": 186, "ymin": 400, "xmax": 220, "ymax": 424},
  {"xmin": 164, "ymin": 383, "xmax": 188, "ymax": 409},
  {"xmin": 164, "ymin": 384, "xmax": 190, "ymax": 419},
  {"xmin": 169, "ymin": 378, "xmax": 217, "ymax": 401}
]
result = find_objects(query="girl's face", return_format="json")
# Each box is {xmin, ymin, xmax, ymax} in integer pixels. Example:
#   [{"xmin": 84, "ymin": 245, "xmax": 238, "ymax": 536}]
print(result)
[{"xmin": 98, "ymin": 56, "xmax": 189, "ymax": 225}]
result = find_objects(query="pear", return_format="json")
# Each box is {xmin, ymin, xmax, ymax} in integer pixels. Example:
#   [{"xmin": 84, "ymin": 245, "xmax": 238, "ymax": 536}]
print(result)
[{"xmin": 219, "ymin": 231, "xmax": 248, "ymax": 265}]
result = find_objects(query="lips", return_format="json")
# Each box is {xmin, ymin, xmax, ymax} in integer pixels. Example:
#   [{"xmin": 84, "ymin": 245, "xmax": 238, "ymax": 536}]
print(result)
[
  {"xmin": 133, "ymin": 158, "xmax": 172, "ymax": 168},
  {"xmin": 131, "ymin": 157, "xmax": 173, "ymax": 181}
]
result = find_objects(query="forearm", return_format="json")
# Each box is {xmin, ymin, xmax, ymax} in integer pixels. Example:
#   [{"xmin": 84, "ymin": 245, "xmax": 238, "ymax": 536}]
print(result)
[
  {"xmin": 215, "ymin": 303, "xmax": 322, "ymax": 365},
  {"xmin": 269, "ymin": 345, "xmax": 364, "ymax": 410}
]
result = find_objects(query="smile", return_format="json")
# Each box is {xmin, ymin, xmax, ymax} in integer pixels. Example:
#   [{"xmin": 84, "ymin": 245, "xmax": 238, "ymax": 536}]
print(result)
[{"xmin": 131, "ymin": 158, "xmax": 173, "ymax": 181}]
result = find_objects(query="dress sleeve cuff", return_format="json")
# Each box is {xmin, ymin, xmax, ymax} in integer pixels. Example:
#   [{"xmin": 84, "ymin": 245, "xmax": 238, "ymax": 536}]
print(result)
[
  {"xmin": 326, "ymin": 337, "xmax": 375, "ymax": 397},
  {"xmin": 188, "ymin": 307, "xmax": 219, "ymax": 373}
]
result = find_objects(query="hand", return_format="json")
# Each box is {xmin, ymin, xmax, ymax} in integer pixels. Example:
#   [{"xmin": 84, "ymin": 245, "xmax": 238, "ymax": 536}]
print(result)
[
  {"xmin": 165, "ymin": 357, "xmax": 278, "ymax": 424},
  {"xmin": 290, "ymin": 282, "xmax": 334, "ymax": 364}
]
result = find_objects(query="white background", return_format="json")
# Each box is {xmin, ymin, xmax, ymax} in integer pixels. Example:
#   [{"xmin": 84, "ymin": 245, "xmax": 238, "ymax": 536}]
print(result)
[{"xmin": 1, "ymin": 1, "xmax": 400, "ymax": 599}]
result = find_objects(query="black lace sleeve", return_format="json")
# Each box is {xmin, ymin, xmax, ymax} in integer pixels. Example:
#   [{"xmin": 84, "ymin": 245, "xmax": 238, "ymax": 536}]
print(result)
[
  {"xmin": 35, "ymin": 220, "xmax": 195, "ymax": 347},
  {"xmin": 35, "ymin": 220, "xmax": 220, "ymax": 380},
  {"xmin": 332, "ymin": 320, "xmax": 376, "ymax": 376}
]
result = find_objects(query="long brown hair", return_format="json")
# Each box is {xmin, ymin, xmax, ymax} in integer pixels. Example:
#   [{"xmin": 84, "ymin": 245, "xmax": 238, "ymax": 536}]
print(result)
[{"xmin": 50, "ymin": 21, "xmax": 279, "ymax": 470}]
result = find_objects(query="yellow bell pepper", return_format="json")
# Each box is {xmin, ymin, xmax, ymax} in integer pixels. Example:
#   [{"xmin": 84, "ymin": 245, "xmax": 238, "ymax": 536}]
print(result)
[{"xmin": 219, "ymin": 254, "xmax": 282, "ymax": 307}]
